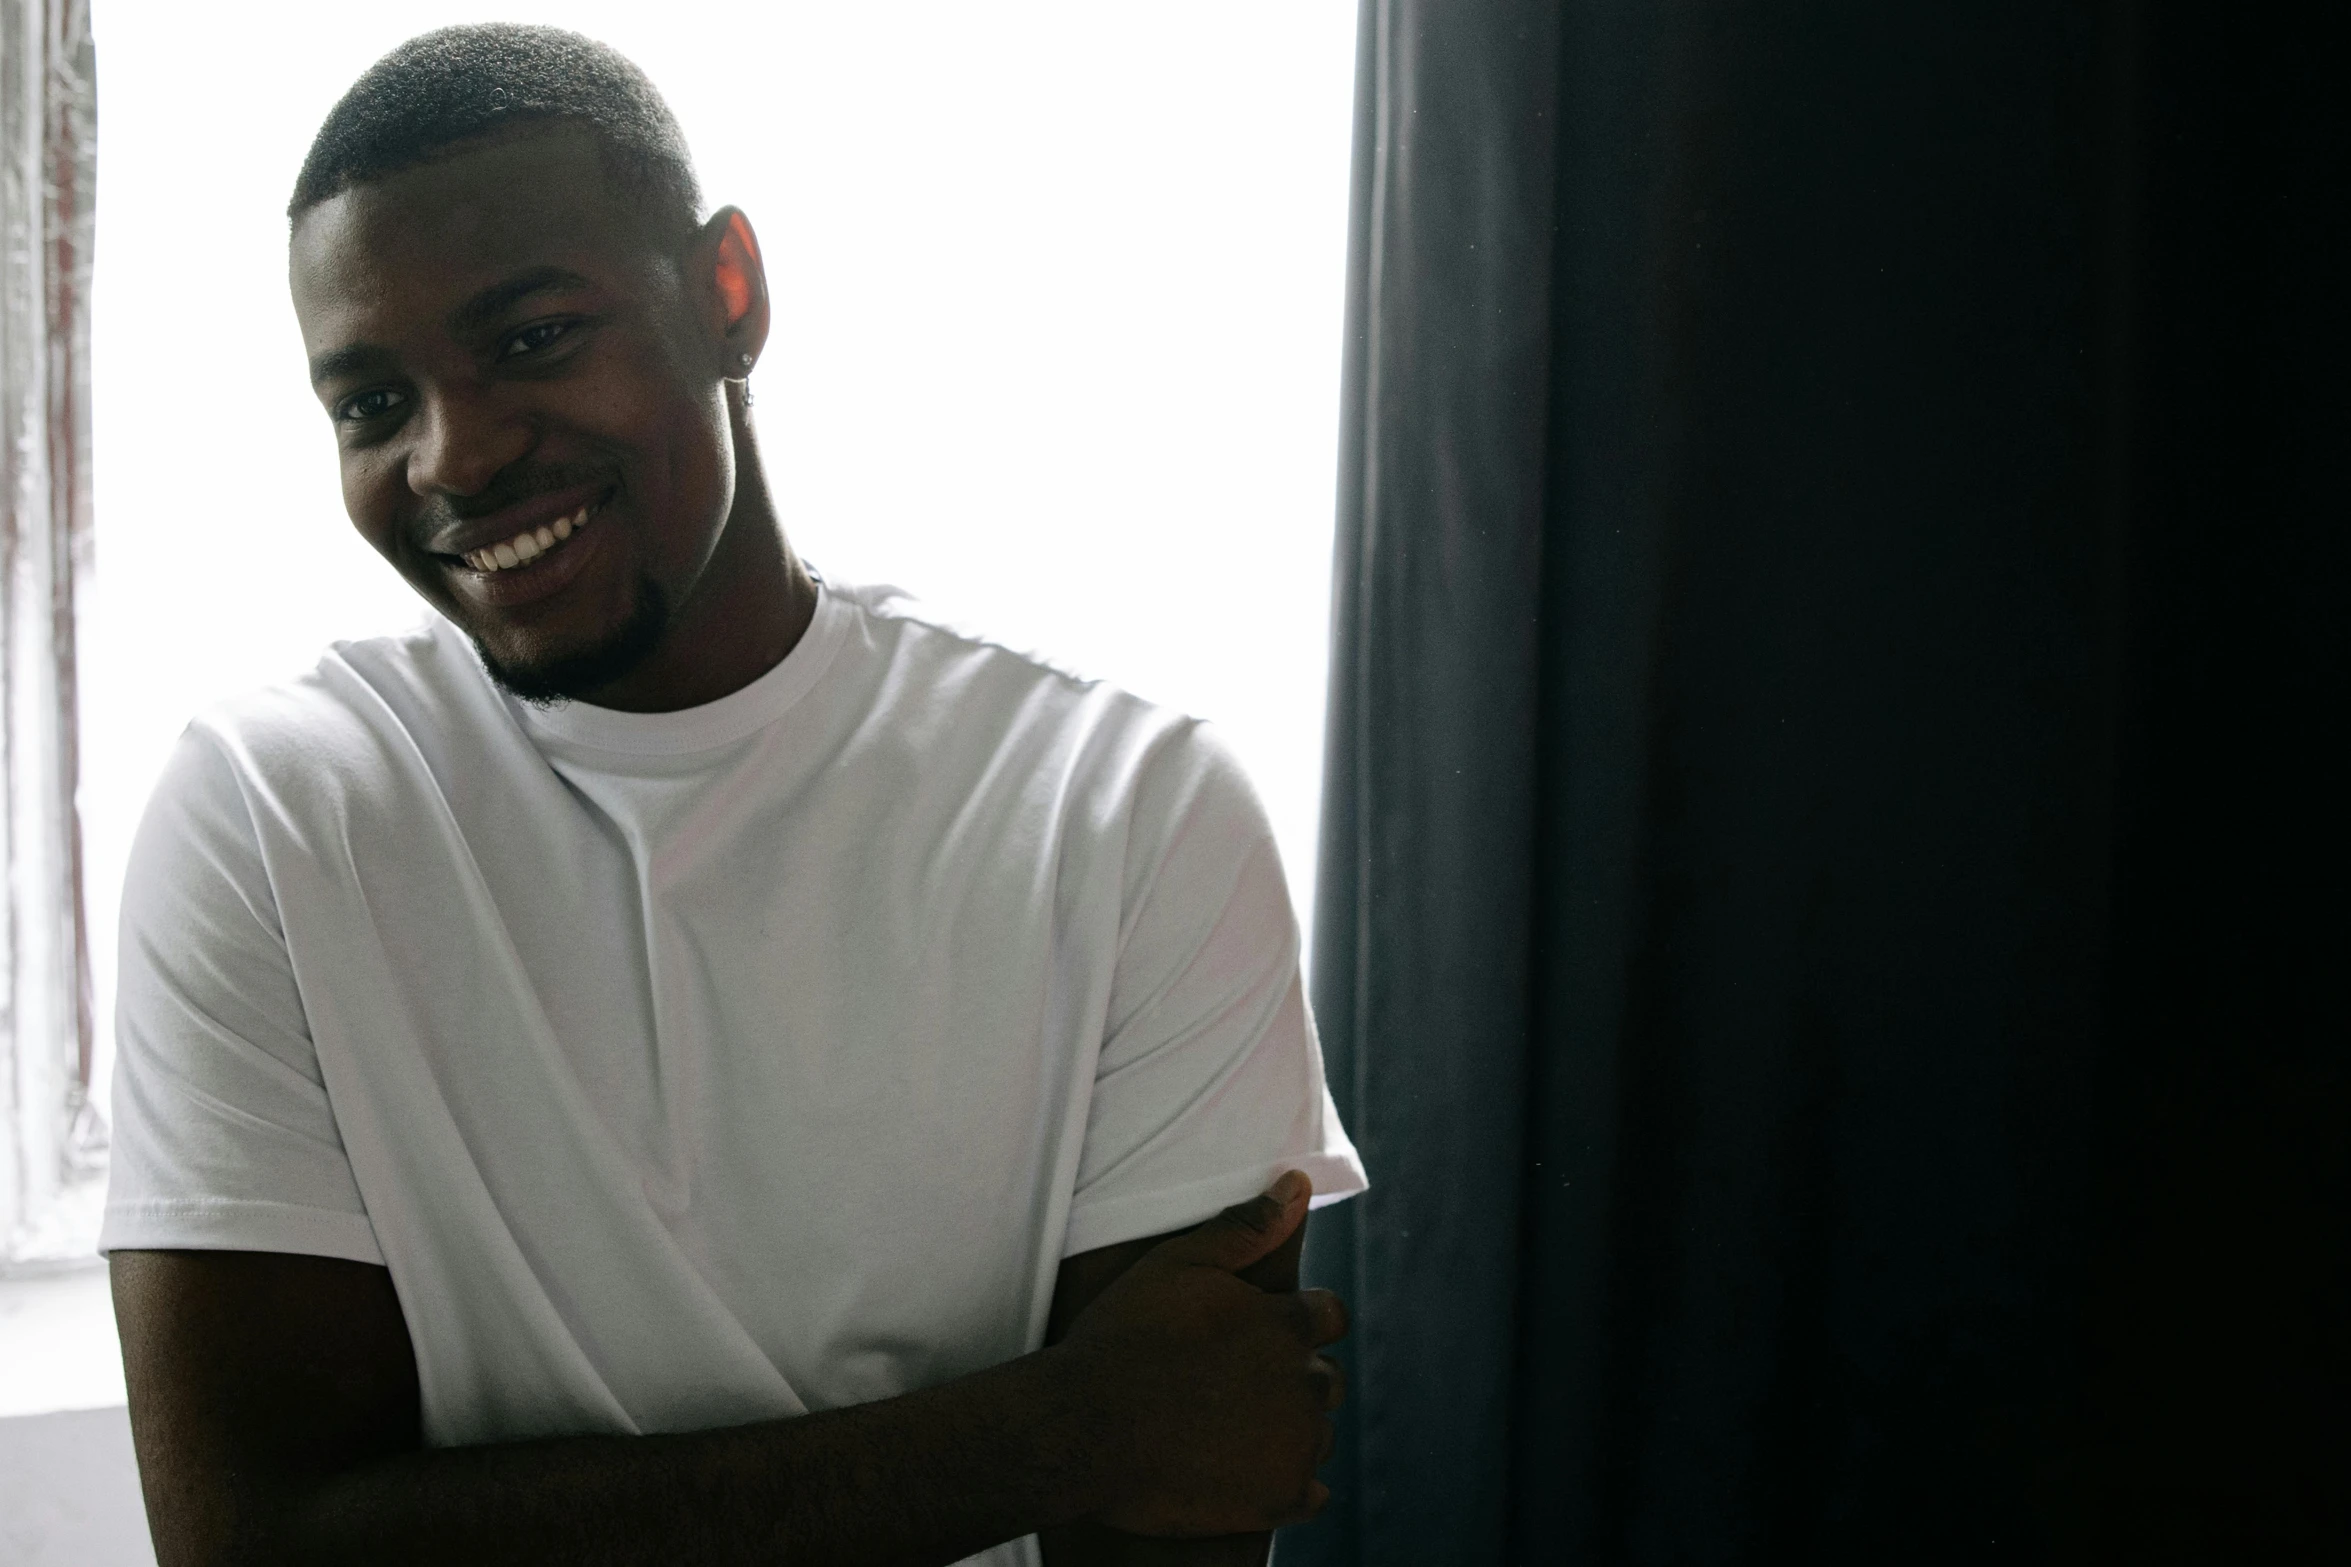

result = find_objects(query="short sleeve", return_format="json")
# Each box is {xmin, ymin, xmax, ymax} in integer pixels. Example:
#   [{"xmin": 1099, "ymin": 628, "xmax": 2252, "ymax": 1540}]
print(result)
[
  {"xmin": 1062, "ymin": 724, "xmax": 1367, "ymax": 1257},
  {"xmin": 98, "ymin": 727, "xmax": 383, "ymax": 1264}
]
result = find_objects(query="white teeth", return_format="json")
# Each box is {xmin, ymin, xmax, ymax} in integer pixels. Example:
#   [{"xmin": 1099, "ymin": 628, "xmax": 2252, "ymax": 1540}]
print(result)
[{"xmin": 464, "ymin": 501, "xmax": 598, "ymax": 572}]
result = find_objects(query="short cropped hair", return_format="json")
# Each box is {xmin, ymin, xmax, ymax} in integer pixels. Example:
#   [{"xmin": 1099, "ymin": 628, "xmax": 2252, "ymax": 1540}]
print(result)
[{"xmin": 288, "ymin": 24, "xmax": 701, "ymax": 232}]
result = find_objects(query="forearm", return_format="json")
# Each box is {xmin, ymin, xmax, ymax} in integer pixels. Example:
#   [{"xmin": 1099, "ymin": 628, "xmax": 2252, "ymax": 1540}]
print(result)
[
  {"xmin": 125, "ymin": 1185, "xmax": 1338, "ymax": 1567},
  {"xmin": 246, "ymin": 1350, "xmax": 1105, "ymax": 1567}
]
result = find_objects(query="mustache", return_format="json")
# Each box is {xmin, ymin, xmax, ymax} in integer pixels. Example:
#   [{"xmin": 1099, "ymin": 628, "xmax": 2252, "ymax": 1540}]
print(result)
[{"xmin": 415, "ymin": 461, "xmax": 620, "ymax": 530}]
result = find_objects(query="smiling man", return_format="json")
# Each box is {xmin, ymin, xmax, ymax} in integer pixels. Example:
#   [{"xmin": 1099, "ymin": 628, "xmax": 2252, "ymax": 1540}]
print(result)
[{"xmin": 99, "ymin": 26, "xmax": 1363, "ymax": 1567}]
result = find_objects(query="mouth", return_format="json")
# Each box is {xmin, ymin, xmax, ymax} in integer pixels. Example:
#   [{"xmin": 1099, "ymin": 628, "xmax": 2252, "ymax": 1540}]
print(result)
[
  {"xmin": 453, "ymin": 494, "xmax": 603, "ymax": 575},
  {"xmin": 437, "ymin": 486, "xmax": 619, "ymax": 613}
]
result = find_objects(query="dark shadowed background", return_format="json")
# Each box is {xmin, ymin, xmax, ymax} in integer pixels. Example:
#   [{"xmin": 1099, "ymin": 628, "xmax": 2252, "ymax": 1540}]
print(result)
[{"xmin": 1293, "ymin": 3, "xmax": 2348, "ymax": 1562}]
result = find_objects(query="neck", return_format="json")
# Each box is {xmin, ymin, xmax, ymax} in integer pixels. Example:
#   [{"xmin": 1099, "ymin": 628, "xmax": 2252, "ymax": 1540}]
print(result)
[{"xmin": 576, "ymin": 402, "xmax": 817, "ymax": 713}]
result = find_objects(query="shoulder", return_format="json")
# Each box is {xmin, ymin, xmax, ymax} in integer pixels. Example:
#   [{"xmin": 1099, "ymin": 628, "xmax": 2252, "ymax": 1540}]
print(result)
[
  {"xmin": 180, "ymin": 615, "xmax": 500, "ymax": 802},
  {"xmin": 828, "ymin": 578, "xmax": 1215, "ymax": 790},
  {"xmin": 830, "ymin": 579, "xmax": 1115, "ymax": 710},
  {"xmin": 132, "ymin": 618, "xmax": 537, "ymax": 915},
  {"xmin": 822, "ymin": 577, "xmax": 1268, "ymax": 877}
]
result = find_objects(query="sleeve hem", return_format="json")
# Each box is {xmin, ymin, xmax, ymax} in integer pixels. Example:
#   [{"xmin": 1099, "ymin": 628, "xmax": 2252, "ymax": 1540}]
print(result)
[
  {"xmin": 1062, "ymin": 1150, "xmax": 1369, "ymax": 1259},
  {"xmin": 98, "ymin": 1197, "xmax": 385, "ymax": 1266}
]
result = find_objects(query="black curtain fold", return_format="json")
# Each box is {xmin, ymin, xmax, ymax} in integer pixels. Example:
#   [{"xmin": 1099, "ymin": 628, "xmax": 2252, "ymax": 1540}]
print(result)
[{"xmin": 1292, "ymin": 4, "xmax": 2347, "ymax": 1562}]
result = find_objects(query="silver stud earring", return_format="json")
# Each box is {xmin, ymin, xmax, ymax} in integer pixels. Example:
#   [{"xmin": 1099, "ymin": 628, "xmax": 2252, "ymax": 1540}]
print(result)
[{"xmin": 738, "ymin": 353, "xmax": 754, "ymax": 370}]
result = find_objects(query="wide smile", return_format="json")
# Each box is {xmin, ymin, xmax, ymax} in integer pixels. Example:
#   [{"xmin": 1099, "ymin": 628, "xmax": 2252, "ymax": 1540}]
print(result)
[
  {"xmin": 457, "ymin": 497, "xmax": 599, "ymax": 574},
  {"xmin": 441, "ymin": 489, "xmax": 617, "ymax": 611}
]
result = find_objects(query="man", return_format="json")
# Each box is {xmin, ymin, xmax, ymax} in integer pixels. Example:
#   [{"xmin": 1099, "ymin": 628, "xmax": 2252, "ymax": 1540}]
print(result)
[{"xmin": 101, "ymin": 25, "xmax": 1364, "ymax": 1567}]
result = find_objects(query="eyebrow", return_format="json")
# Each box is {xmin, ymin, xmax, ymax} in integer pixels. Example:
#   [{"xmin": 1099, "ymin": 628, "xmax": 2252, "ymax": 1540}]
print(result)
[
  {"xmin": 448, "ymin": 265, "xmax": 595, "ymax": 335},
  {"xmin": 308, "ymin": 342, "xmax": 389, "ymax": 387},
  {"xmin": 307, "ymin": 266, "xmax": 597, "ymax": 386}
]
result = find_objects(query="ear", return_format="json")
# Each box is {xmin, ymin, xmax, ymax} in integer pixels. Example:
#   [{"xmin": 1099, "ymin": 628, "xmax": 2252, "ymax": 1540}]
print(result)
[{"xmin": 698, "ymin": 206, "xmax": 770, "ymax": 381}]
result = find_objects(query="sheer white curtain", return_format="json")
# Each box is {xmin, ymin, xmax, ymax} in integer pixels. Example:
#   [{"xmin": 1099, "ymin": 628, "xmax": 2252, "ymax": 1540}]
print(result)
[{"xmin": 0, "ymin": 0, "xmax": 101, "ymax": 1269}]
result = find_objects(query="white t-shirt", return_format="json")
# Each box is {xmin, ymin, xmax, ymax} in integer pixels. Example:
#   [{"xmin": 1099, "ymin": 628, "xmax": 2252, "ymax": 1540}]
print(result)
[{"xmin": 101, "ymin": 580, "xmax": 1364, "ymax": 1562}]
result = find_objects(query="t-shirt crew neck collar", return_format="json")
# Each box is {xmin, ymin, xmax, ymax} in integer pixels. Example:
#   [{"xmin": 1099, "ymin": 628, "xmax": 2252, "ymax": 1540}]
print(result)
[{"xmin": 507, "ymin": 582, "xmax": 851, "ymax": 756}]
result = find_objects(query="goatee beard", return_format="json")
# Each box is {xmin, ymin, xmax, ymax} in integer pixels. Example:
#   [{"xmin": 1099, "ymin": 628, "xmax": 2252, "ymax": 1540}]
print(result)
[{"xmin": 475, "ymin": 577, "xmax": 671, "ymax": 707}]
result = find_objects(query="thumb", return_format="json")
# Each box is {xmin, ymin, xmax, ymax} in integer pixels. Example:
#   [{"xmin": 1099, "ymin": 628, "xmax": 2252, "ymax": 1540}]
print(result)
[{"xmin": 1154, "ymin": 1170, "xmax": 1312, "ymax": 1274}]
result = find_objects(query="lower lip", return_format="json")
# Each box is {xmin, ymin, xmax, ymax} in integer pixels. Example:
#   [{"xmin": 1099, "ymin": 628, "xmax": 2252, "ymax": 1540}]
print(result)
[{"xmin": 448, "ymin": 508, "xmax": 612, "ymax": 610}]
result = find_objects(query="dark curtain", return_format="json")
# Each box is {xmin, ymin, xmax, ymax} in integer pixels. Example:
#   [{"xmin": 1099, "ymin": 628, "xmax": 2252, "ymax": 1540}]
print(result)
[{"xmin": 1291, "ymin": 3, "xmax": 2347, "ymax": 1562}]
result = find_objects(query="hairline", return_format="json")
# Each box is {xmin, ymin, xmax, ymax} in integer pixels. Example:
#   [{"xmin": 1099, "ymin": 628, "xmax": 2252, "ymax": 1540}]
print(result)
[{"xmin": 287, "ymin": 115, "xmax": 703, "ymax": 241}]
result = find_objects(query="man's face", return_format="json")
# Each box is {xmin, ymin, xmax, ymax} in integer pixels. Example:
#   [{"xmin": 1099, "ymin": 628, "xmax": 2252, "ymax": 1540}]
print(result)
[{"xmin": 291, "ymin": 124, "xmax": 736, "ymax": 699}]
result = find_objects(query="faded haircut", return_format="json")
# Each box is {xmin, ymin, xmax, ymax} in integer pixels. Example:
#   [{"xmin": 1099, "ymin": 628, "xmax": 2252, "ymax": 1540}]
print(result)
[{"xmin": 288, "ymin": 24, "xmax": 701, "ymax": 232}]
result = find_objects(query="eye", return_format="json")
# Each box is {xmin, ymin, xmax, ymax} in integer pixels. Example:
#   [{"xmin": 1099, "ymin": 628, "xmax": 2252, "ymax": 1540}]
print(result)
[
  {"xmin": 334, "ymin": 387, "xmax": 407, "ymax": 422},
  {"xmin": 499, "ymin": 319, "xmax": 575, "ymax": 360}
]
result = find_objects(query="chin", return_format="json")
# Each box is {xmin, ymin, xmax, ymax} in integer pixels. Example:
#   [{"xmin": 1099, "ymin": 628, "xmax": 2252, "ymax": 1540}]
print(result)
[{"xmin": 473, "ymin": 578, "xmax": 671, "ymax": 705}]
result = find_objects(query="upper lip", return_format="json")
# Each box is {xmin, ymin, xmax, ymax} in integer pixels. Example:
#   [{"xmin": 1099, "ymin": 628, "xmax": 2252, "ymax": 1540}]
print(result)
[{"xmin": 427, "ymin": 481, "xmax": 610, "ymax": 559}]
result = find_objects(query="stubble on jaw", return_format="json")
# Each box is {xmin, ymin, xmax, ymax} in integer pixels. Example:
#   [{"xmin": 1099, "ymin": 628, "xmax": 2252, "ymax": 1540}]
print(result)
[{"xmin": 473, "ymin": 575, "xmax": 672, "ymax": 707}]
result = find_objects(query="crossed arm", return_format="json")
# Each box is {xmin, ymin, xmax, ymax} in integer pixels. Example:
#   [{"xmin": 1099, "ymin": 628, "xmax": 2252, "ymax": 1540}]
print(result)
[{"xmin": 111, "ymin": 1174, "xmax": 1344, "ymax": 1567}]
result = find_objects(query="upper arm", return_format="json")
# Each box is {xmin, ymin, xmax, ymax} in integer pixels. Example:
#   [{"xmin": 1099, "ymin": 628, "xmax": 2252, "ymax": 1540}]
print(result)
[
  {"xmin": 112, "ymin": 1249, "xmax": 421, "ymax": 1566},
  {"xmin": 103, "ymin": 729, "xmax": 380, "ymax": 1264},
  {"xmin": 1063, "ymin": 727, "xmax": 1363, "ymax": 1262},
  {"xmin": 1039, "ymin": 729, "xmax": 1349, "ymax": 1567},
  {"xmin": 105, "ymin": 733, "xmax": 395, "ymax": 1558}
]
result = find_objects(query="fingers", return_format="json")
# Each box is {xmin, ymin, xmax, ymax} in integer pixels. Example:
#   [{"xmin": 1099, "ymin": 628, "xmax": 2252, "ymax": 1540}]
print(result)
[
  {"xmin": 1286, "ymin": 1286, "xmax": 1351, "ymax": 1347},
  {"xmin": 1308, "ymin": 1353, "xmax": 1346, "ymax": 1412},
  {"xmin": 1152, "ymin": 1170, "xmax": 1313, "ymax": 1274},
  {"xmin": 1263, "ymin": 1474, "xmax": 1335, "ymax": 1533}
]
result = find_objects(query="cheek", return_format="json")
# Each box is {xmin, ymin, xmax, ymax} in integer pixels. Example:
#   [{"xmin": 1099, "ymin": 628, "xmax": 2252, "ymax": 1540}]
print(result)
[
  {"xmin": 556, "ymin": 341, "xmax": 729, "ymax": 514},
  {"xmin": 681, "ymin": 388, "xmax": 736, "ymax": 513},
  {"xmin": 643, "ymin": 385, "xmax": 737, "ymax": 566},
  {"xmin": 342, "ymin": 453, "xmax": 404, "ymax": 560},
  {"xmin": 341, "ymin": 449, "xmax": 449, "ymax": 602}
]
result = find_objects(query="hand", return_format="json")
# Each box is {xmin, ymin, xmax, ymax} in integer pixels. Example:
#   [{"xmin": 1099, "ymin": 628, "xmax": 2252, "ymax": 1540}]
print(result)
[{"xmin": 1050, "ymin": 1171, "xmax": 1349, "ymax": 1537}]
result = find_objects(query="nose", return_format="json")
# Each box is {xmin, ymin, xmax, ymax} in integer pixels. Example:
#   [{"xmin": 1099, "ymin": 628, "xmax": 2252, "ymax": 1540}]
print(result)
[{"xmin": 405, "ymin": 383, "xmax": 533, "ymax": 500}]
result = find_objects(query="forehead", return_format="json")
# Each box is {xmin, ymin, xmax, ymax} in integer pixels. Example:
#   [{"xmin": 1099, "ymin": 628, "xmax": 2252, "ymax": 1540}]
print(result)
[{"xmin": 291, "ymin": 122, "xmax": 664, "ymax": 350}]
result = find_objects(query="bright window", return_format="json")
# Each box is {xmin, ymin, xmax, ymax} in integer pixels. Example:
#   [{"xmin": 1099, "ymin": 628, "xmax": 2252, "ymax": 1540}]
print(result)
[{"xmin": 80, "ymin": 0, "xmax": 1358, "ymax": 1141}]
